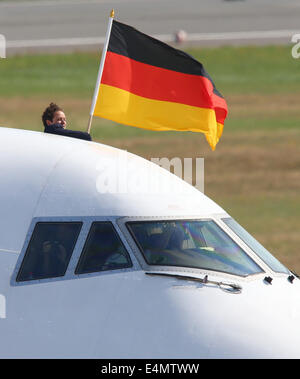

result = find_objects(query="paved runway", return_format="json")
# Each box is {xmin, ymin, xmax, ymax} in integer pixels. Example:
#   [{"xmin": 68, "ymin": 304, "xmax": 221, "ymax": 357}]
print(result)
[{"xmin": 1, "ymin": 0, "xmax": 299, "ymax": 54}]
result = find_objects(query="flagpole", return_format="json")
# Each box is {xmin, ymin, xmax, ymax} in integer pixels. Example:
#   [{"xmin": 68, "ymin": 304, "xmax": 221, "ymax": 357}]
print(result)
[{"xmin": 87, "ymin": 9, "xmax": 115, "ymax": 133}]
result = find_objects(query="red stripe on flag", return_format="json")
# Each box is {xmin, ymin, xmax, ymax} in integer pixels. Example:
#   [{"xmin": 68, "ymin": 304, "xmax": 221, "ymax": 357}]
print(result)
[{"xmin": 101, "ymin": 51, "xmax": 227, "ymax": 125}]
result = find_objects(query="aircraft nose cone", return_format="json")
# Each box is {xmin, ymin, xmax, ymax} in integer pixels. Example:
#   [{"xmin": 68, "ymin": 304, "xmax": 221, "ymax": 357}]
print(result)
[{"xmin": 165, "ymin": 276, "xmax": 300, "ymax": 358}]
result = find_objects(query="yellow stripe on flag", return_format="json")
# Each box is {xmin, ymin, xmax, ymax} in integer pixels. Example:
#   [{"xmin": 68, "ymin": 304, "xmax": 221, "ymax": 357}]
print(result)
[{"xmin": 94, "ymin": 84, "xmax": 221, "ymax": 149}]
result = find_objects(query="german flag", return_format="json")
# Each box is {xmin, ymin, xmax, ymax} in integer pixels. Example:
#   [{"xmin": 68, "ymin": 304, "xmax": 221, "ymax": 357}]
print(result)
[{"xmin": 93, "ymin": 20, "xmax": 227, "ymax": 150}]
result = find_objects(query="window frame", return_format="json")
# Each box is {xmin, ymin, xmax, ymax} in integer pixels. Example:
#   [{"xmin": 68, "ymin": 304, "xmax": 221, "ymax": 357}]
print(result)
[
  {"xmin": 16, "ymin": 221, "xmax": 83, "ymax": 283},
  {"xmin": 126, "ymin": 218, "xmax": 265, "ymax": 278},
  {"xmin": 114, "ymin": 215, "xmax": 269, "ymax": 282},
  {"xmin": 75, "ymin": 221, "xmax": 133, "ymax": 275},
  {"xmin": 219, "ymin": 216, "xmax": 290, "ymax": 275},
  {"xmin": 11, "ymin": 217, "xmax": 139, "ymax": 286}
]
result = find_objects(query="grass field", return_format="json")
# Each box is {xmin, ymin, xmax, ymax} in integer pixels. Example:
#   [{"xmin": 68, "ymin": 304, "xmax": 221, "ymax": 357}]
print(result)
[{"xmin": 1, "ymin": 45, "xmax": 300, "ymax": 272}]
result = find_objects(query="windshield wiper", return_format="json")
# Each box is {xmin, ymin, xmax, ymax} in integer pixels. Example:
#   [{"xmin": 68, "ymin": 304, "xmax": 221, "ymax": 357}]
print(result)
[{"xmin": 145, "ymin": 272, "xmax": 242, "ymax": 294}]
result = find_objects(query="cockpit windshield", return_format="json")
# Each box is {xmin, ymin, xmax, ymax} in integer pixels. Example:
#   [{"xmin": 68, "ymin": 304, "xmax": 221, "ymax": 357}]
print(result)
[
  {"xmin": 222, "ymin": 217, "xmax": 289, "ymax": 274},
  {"xmin": 127, "ymin": 220, "xmax": 263, "ymax": 277}
]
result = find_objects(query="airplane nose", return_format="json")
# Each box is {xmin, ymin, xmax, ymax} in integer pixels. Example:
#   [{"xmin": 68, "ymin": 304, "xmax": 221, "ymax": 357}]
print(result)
[
  {"xmin": 128, "ymin": 273, "xmax": 300, "ymax": 359},
  {"xmin": 168, "ymin": 276, "xmax": 300, "ymax": 358}
]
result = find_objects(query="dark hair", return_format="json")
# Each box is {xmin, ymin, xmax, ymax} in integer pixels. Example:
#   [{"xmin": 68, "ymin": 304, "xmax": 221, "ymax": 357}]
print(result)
[{"xmin": 42, "ymin": 103, "xmax": 63, "ymax": 127}]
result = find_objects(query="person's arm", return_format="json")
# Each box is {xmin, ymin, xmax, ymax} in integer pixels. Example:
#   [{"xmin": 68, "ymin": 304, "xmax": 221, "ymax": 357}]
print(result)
[{"xmin": 44, "ymin": 123, "xmax": 92, "ymax": 141}]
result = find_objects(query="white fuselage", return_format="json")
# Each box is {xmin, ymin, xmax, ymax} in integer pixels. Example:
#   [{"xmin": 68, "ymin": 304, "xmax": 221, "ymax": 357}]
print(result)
[{"xmin": 0, "ymin": 127, "xmax": 299, "ymax": 358}]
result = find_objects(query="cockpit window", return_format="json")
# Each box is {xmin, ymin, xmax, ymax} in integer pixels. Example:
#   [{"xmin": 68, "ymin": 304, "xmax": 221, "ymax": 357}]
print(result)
[
  {"xmin": 16, "ymin": 222, "xmax": 82, "ymax": 282},
  {"xmin": 75, "ymin": 222, "xmax": 132, "ymax": 275},
  {"xmin": 222, "ymin": 217, "xmax": 289, "ymax": 274},
  {"xmin": 127, "ymin": 220, "xmax": 263, "ymax": 277}
]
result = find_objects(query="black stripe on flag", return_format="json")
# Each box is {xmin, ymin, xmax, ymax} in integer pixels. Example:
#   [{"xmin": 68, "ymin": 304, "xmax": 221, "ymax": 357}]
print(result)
[{"xmin": 108, "ymin": 20, "xmax": 223, "ymax": 98}]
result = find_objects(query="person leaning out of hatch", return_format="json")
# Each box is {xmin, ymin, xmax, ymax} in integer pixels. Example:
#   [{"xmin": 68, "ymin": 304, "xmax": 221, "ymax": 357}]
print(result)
[{"xmin": 42, "ymin": 102, "xmax": 92, "ymax": 141}]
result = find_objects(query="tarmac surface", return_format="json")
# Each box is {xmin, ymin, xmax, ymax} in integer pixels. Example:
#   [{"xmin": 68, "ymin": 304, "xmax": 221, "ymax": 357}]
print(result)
[{"xmin": 1, "ymin": 0, "xmax": 299, "ymax": 54}]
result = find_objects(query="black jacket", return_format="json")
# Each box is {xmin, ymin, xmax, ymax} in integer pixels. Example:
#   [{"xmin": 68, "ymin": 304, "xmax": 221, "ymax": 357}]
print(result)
[{"xmin": 44, "ymin": 123, "xmax": 92, "ymax": 141}]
